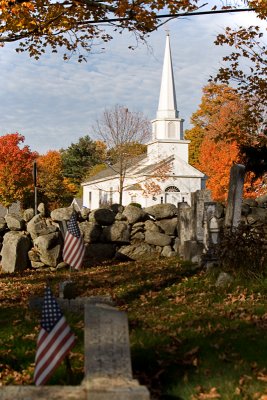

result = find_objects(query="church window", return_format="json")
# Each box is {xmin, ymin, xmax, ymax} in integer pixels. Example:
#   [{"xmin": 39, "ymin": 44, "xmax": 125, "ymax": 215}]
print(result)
[
  {"xmin": 160, "ymin": 196, "xmax": 163, "ymax": 204},
  {"xmin": 165, "ymin": 186, "xmax": 180, "ymax": 192},
  {"xmin": 110, "ymin": 187, "xmax": 113, "ymax": 204},
  {"xmin": 168, "ymin": 122, "xmax": 176, "ymax": 138},
  {"xmin": 131, "ymin": 195, "xmax": 137, "ymax": 203}
]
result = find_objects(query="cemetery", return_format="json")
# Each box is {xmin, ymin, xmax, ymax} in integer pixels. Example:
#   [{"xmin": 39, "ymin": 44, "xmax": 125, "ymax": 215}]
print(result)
[{"xmin": 0, "ymin": 164, "xmax": 266, "ymax": 399}]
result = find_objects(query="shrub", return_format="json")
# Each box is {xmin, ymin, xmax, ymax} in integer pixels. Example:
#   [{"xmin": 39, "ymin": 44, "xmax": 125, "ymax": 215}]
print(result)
[
  {"xmin": 214, "ymin": 223, "xmax": 267, "ymax": 277},
  {"xmin": 129, "ymin": 202, "xmax": 142, "ymax": 208}
]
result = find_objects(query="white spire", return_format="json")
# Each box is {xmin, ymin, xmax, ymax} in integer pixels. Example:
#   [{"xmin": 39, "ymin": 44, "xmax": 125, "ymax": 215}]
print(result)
[{"xmin": 157, "ymin": 33, "xmax": 178, "ymax": 119}]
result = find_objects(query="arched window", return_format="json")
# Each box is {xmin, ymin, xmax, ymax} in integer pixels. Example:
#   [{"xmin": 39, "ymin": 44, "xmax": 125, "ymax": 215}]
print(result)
[{"xmin": 165, "ymin": 186, "xmax": 180, "ymax": 193}]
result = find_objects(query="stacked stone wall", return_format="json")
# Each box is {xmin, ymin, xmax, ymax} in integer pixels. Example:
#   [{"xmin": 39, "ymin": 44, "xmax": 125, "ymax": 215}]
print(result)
[{"xmin": 0, "ymin": 192, "xmax": 266, "ymax": 273}]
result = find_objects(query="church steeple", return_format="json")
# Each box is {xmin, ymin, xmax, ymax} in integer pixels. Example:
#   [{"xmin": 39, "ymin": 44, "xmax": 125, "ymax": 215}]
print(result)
[
  {"xmin": 157, "ymin": 32, "xmax": 178, "ymax": 120},
  {"xmin": 148, "ymin": 32, "xmax": 189, "ymax": 164}
]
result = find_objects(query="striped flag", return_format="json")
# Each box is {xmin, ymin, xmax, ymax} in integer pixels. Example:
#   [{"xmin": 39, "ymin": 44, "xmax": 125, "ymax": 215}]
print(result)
[
  {"xmin": 34, "ymin": 286, "xmax": 76, "ymax": 385},
  {"xmin": 63, "ymin": 212, "xmax": 85, "ymax": 270}
]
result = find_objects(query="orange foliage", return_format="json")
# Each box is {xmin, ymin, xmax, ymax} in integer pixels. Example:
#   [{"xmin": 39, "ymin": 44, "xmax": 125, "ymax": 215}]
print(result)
[
  {"xmin": 197, "ymin": 139, "xmax": 239, "ymax": 202},
  {"xmin": 198, "ymin": 138, "xmax": 266, "ymax": 201},
  {"xmin": 37, "ymin": 150, "xmax": 75, "ymax": 208},
  {"xmin": 142, "ymin": 162, "xmax": 172, "ymax": 197},
  {"xmin": 0, "ymin": 133, "xmax": 37, "ymax": 207}
]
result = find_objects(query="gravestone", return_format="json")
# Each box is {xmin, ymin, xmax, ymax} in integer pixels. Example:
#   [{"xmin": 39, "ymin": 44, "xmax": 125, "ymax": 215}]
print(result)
[
  {"xmin": 83, "ymin": 303, "xmax": 150, "ymax": 400},
  {"xmin": 191, "ymin": 189, "xmax": 212, "ymax": 242},
  {"xmin": 84, "ymin": 303, "xmax": 132, "ymax": 379},
  {"xmin": 225, "ymin": 164, "xmax": 245, "ymax": 229}
]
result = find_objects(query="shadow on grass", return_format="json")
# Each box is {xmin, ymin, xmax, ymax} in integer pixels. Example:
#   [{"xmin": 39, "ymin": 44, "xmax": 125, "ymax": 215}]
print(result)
[{"xmin": 130, "ymin": 317, "xmax": 267, "ymax": 399}]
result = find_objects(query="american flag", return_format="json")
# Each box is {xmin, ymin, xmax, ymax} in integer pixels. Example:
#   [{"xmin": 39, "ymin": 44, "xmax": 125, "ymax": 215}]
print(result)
[
  {"xmin": 63, "ymin": 212, "xmax": 85, "ymax": 270},
  {"xmin": 34, "ymin": 286, "xmax": 76, "ymax": 386}
]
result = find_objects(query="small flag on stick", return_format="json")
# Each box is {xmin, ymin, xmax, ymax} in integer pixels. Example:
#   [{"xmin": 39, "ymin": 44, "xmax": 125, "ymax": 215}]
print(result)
[
  {"xmin": 34, "ymin": 286, "xmax": 76, "ymax": 386},
  {"xmin": 63, "ymin": 212, "xmax": 85, "ymax": 270}
]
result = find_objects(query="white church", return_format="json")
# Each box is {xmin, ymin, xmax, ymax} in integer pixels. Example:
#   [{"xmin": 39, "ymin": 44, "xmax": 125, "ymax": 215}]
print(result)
[{"xmin": 82, "ymin": 34, "xmax": 205, "ymax": 209}]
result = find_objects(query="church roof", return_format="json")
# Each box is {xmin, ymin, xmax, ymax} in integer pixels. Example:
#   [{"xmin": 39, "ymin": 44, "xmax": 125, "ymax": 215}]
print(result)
[
  {"xmin": 82, "ymin": 152, "xmax": 204, "ymax": 187},
  {"xmin": 82, "ymin": 153, "xmax": 147, "ymax": 185}
]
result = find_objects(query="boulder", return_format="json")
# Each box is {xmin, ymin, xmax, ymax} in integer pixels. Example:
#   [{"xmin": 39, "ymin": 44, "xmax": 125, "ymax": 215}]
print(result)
[
  {"xmin": 247, "ymin": 207, "xmax": 267, "ymax": 224},
  {"xmin": 5, "ymin": 213, "xmax": 25, "ymax": 231},
  {"xmin": 161, "ymin": 245, "xmax": 176, "ymax": 258},
  {"xmin": 37, "ymin": 203, "xmax": 46, "ymax": 217},
  {"xmin": 0, "ymin": 217, "xmax": 7, "ymax": 232},
  {"xmin": 103, "ymin": 221, "xmax": 130, "ymax": 243},
  {"xmin": 144, "ymin": 220, "xmax": 161, "ymax": 232},
  {"xmin": 89, "ymin": 208, "xmax": 115, "ymax": 226},
  {"xmin": 116, "ymin": 242, "xmax": 159, "ymax": 261},
  {"xmin": 28, "ymin": 248, "xmax": 41, "ymax": 262},
  {"xmin": 145, "ymin": 230, "xmax": 172, "ymax": 247},
  {"xmin": 79, "ymin": 221, "xmax": 102, "ymax": 243},
  {"xmin": 256, "ymin": 193, "xmax": 267, "ymax": 208},
  {"xmin": 31, "ymin": 261, "xmax": 46, "ymax": 269},
  {"xmin": 115, "ymin": 212, "xmax": 127, "ymax": 221},
  {"xmin": 131, "ymin": 232, "xmax": 145, "ymax": 241},
  {"xmin": 156, "ymin": 217, "xmax": 177, "ymax": 235},
  {"xmin": 33, "ymin": 232, "xmax": 62, "ymax": 267},
  {"xmin": 122, "ymin": 205, "xmax": 147, "ymax": 224},
  {"xmin": 1, "ymin": 231, "xmax": 31, "ymax": 272},
  {"xmin": 27, "ymin": 214, "xmax": 58, "ymax": 240},
  {"xmin": 23, "ymin": 208, "xmax": 35, "ymax": 222},
  {"xmin": 50, "ymin": 207, "xmax": 73, "ymax": 222},
  {"xmin": 56, "ymin": 261, "xmax": 69, "ymax": 270},
  {"xmin": 144, "ymin": 203, "xmax": 178, "ymax": 219}
]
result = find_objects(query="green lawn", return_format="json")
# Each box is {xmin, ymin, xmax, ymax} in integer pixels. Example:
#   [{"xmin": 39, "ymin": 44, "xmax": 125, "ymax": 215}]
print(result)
[{"xmin": 0, "ymin": 257, "xmax": 266, "ymax": 399}]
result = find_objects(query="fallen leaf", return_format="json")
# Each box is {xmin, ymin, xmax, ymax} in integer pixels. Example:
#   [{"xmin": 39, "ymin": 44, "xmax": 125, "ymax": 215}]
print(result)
[
  {"xmin": 185, "ymin": 347, "xmax": 200, "ymax": 357},
  {"xmin": 257, "ymin": 374, "xmax": 267, "ymax": 382},
  {"xmin": 198, "ymin": 387, "xmax": 221, "ymax": 399}
]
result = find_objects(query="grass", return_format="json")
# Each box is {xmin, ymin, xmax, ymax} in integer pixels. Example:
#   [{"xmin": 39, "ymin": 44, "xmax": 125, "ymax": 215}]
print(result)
[{"xmin": 0, "ymin": 257, "xmax": 267, "ymax": 399}]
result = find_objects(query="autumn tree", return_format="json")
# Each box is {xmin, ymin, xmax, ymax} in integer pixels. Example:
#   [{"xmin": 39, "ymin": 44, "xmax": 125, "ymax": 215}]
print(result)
[
  {"xmin": 197, "ymin": 139, "xmax": 239, "ymax": 201},
  {"xmin": 93, "ymin": 105, "xmax": 150, "ymax": 204},
  {"xmin": 212, "ymin": 3, "xmax": 267, "ymax": 175},
  {"xmin": 1, "ymin": 1, "xmax": 265, "ymax": 62},
  {"xmin": 0, "ymin": 133, "xmax": 38, "ymax": 208},
  {"xmin": 187, "ymin": 83, "xmax": 266, "ymax": 200},
  {"xmin": 0, "ymin": 1, "xmax": 206, "ymax": 61},
  {"xmin": 185, "ymin": 83, "xmax": 249, "ymax": 166},
  {"xmin": 61, "ymin": 136, "xmax": 106, "ymax": 189},
  {"xmin": 37, "ymin": 150, "xmax": 76, "ymax": 209}
]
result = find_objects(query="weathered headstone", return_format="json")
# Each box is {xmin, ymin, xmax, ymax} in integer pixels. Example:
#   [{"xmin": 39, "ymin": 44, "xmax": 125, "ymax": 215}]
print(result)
[
  {"xmin": 191, "ymin": 189, "xmax": 212, "ymax": 242},
  {"xmin": 83, "ymin": 303, "xmax": 150, "ymax": 400},
  {"xmin": 225, "ymin": 164, "xmax": 246, "ymax": 229},
  {"xmin": 84, "ymin": 303, "xmax": 132, "ymax": 379}
]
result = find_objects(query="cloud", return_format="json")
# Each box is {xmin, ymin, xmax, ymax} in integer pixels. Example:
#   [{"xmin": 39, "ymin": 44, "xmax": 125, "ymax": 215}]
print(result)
[{"xmin": 0, "ymin": 9, "xmax": 265, "ymax": 154}]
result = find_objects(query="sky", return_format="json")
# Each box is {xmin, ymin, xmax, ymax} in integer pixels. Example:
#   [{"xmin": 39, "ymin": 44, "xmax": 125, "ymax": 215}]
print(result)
[{"xmin": 0, "ymin": 6, "xmax": 265, "ymax": 154}]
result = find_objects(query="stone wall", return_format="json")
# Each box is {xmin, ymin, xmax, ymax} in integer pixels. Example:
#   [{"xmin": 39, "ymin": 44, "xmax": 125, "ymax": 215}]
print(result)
[
  {"xmin": 0, "ymin": 191, "xmax": 266, "ymax": 273},
  {"xmin": 0, "ymin": 203, "xmax": 179, "ymax": 273}
]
